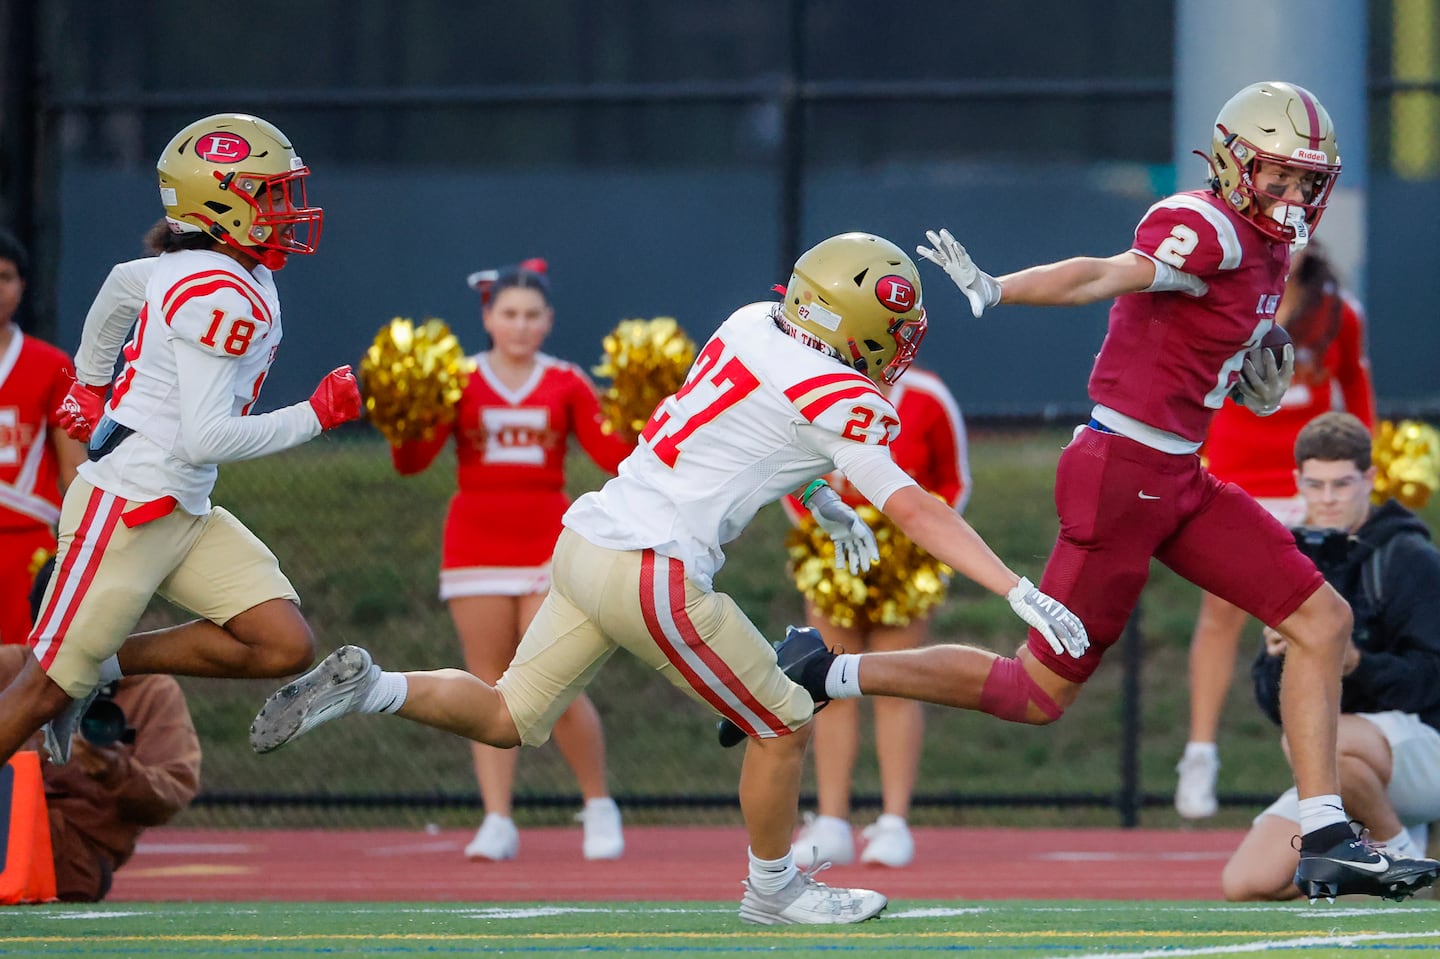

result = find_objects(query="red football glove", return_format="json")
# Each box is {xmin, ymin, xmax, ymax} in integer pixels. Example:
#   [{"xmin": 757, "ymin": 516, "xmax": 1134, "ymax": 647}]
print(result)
[
  {"xmin": 308, "ymin": 362, "xmax": 362, "ymax": 429},
  {"xmin": 55, "ymin": 380, "xmax": 109, "ymax": 442},
  {"xmin": 308, "ymin": 365, "xmax": 363, "ymax": 431}
]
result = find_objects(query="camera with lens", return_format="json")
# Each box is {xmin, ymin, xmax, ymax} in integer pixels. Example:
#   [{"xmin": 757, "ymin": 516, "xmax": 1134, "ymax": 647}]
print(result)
[
  {"xmin": 80, "ymin": 684, "xmax": 136, "ymax": 748},
  {"xmin": 1292, "ymin": 525, "xmax": 1356, "ymax": 578}
]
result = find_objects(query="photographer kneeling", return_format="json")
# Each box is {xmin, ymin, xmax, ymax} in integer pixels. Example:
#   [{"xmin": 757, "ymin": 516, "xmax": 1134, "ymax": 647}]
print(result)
[
  {"xmin": 1222, "ymin": 412, "xmax": 1440, "ymax": 900},
  {"xmin": 0, "ymin": 559, "xmax": 201, "ymax": 902}
]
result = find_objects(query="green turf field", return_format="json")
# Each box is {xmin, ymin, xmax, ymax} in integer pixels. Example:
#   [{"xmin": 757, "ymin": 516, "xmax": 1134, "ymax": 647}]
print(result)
[{"xmin": 3, "ymin": 900, "xmax": 1438, "ymax": 958}]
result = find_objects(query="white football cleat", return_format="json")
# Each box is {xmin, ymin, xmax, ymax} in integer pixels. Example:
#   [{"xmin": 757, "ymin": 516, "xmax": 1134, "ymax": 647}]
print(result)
[
  {"xmin": 859, "ymin": 814, "xmax": 914, "ymax": 867},
  {"xmin": 577, "ymin": 798, "xmax": 624, "ymax": 860},
  {"xmin": 739, "ymin": 864, "xmax": 887, "ymax": 925},
  {"xmin": 793, "ymin": 813, "xmax": 854, "ymax": 868},
  {"xmin": 1174, "ymin": 748, "xmax": 1220, "ymax": 819},
  {"xmin": 249, "ymin": 645, "xmax": 379, "ymax": 753},
  {"xmin": 465, "ymin": 813, "xmax": 519, "ymax": 861}
]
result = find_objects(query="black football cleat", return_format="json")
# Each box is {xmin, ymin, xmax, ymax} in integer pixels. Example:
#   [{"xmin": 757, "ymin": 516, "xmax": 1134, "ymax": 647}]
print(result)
[
  {"xmin": 1294, "ymin": 836, "xmax": 1440, "ymax": 902},
  {"xmin": 716, "ymin": 718, "xmax": 747, "ymax": 748},
  {"xmin": 717, "ymin": 626, "xmax": 835, "ymax": 748}
]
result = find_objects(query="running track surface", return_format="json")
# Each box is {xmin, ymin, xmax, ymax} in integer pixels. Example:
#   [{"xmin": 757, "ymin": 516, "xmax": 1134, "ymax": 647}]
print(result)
[{"xmin": 110, "ymin": 826, "xmax": 1246, "ymax": 902}]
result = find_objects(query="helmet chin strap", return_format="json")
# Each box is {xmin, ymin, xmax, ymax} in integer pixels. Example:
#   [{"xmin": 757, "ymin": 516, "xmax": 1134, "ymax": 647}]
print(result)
[{"xmin": 845, "ymin": 338, "xmax": 869, "ymax": 376}]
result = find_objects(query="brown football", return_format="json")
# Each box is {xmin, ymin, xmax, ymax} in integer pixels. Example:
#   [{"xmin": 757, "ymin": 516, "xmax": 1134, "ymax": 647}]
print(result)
[{"xmin": 1260, "ymin": 323, "xmax": 1291, "ymax": 365}]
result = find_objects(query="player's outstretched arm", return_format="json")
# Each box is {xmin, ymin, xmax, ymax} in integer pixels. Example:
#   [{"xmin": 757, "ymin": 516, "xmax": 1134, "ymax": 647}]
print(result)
[
  {"xmin": 882, "ymin": 485, "xmax": 1015, "ymax": 595},
  {"xmin": 881, "ymin": 485, "xmax": 1088, "ymax": 657},
  {"xmin": 996, "ymin": 251, "xmax": 1156, "ymax": 308},
  {"xmin": 173, "ymin": 345, "xmax": 354, "ymax": 464}
]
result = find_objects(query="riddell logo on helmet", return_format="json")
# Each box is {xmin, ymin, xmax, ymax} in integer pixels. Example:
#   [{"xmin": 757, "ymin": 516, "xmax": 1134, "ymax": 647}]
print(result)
[
  {"xmin": 875, "ymin": 276, "xmax": 916, "ymax": 313},
  {"xmin": 1291, "ymin": 147, "xmax": 1329, "ymax": 163},
  {"xmin": 195, "ymin": 133, "xmax": 252, "ymax": 163}
]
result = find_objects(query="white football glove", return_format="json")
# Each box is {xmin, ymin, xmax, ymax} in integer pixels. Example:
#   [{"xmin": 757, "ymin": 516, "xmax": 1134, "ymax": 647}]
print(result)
[
  {"xmin": 916, "ymin": 228, "xmax": 1003, "ymax": 318},
  {"xmin": 1007, "ymin": 577, "xmax": 1089, "ymax": 658},
  {"xmin": 1234, "ymin": 343, "xmax": 1294, "ymax": 417},
  {"xmin": 806, "ymin": 484, "xmax": 880, "ymax": 576}
]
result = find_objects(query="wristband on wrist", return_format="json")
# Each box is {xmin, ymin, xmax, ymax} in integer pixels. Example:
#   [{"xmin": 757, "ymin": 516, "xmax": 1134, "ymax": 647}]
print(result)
[{"xmin": 800, "ymin": 479, "xmax": 829, "ymax": 507}]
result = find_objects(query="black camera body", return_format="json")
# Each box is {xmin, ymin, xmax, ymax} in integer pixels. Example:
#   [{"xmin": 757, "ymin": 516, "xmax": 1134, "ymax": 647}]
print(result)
[
  {"xmin": 1292, "ymin": 525, "xmax": 1357, "ymax": 579},
  {"xmin": 81, "ymin": 684, "xmax": 136, "ymax": 748}
]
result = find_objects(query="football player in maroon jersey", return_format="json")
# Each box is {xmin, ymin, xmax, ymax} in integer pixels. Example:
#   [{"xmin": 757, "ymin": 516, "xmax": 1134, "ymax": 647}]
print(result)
[{"xmin": 773, "ymin": 81, "xmax": 1439, "ymax": 902}]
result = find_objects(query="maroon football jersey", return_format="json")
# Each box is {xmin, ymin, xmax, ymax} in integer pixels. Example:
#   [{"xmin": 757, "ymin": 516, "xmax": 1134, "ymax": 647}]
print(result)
[{"xmin": 1088, "ymin": 190, "xmax": 1289, "ymax": 443}]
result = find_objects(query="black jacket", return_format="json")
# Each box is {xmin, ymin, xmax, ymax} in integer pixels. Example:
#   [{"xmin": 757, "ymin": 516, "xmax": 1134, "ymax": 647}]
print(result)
[{"xmin": 1253, "ymin": 500, "xmax": 1440, "ymax": 730}]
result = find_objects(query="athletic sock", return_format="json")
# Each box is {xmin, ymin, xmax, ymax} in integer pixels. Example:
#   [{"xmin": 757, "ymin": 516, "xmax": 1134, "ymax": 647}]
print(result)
[
  {"xmin": 1182, "ymin": 741, "xmax": 1218, "ymax": 762},
  {"xmin": 824, "ymin": 654, "xmax": 863, "ymax": 700},
  {"xmin": 747, "ymin": 847, "xmax": 797, "ymax": 894},
  {"xmin": 361, "ymin": 671, "xmax": 408, "ymax": 714},
  {"xmin": 1298, "ymin": 793, "xmax": 1352, "ymax": 853},
  {"xmin": 1377, "ymin": 830, "xmax": 1424, "ymax": 861}
]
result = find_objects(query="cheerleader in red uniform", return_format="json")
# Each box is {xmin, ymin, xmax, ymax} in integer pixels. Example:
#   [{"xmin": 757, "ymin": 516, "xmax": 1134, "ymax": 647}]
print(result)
[
  {"xmin": 785, "ymin": 367, "xmax": 971, "ymax": 868},
  {"xmin": 1176, "ymin": 242, "xmax": 1376, "ymax": 819},
  {"xmin": 0, "ymin": 228, "xmax": 87, "ymax": 645},
  {"xmin": 390, "ymin": 263, "xmax": 632, "ymax": 861}
]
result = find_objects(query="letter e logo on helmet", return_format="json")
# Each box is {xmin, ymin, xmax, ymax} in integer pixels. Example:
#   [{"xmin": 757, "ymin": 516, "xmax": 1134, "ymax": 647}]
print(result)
[
  {"xmin": 195, "ymin": 133, "xmax": 252, "ymax": 163},
  {"xmin": 875, "ymin": 275, "xmax": 916, "ymax": 312}
]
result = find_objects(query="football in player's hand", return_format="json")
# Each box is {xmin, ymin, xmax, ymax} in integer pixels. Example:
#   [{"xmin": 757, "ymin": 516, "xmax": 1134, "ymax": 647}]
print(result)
[{"xmin": 1259, "ymin": 323, "xmax": 1291, "ymax": 366}]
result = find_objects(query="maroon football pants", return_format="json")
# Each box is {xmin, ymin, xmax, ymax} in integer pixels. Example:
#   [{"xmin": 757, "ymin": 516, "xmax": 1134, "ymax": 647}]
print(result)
[{"xmin": 1028, "ymin": 426, "xmax": 1323, "ymax": 683}]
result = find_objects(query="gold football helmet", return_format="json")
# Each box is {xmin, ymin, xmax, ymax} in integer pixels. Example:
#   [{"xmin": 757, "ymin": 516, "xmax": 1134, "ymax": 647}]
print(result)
[
  {"xmin": 156, "ymin": 113, "xmax": 323, "ymax": 270},
  {"xmin": 1208, "ymin": 81, "xmax": 1341, "ymax": 243},
  {"xmin": 779, "ymin": 232, "xmax": 927, "ymax": 385}
]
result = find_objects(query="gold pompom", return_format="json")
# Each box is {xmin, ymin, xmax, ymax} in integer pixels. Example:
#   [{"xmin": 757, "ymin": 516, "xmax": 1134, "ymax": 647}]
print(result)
[
  {"xmin": 28, "ymin": 548, "xmax": 53, "ymax": 579},
  {"xmin": 592, "ymin": 317, "xmax": 697, "ymax": 441},
  {"xmin": 359, "ymin": 317, "xmax": 476, "ymax": 445},
  {"xmin": 1372, "ymin": 419, "xmax": 1440, "ymax": 509},
  {"xmin": 786, "ymin": 504, "xmax": 952, "ymax": 629}
]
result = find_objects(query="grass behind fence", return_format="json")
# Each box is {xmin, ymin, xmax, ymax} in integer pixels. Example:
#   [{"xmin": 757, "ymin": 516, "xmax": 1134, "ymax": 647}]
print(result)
[{"xmin": 143, "ymin": 427, "xmax": 1439, "ymax": 830}]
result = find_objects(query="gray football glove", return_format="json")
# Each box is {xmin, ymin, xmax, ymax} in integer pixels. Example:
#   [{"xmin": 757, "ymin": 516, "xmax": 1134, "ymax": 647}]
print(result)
[
  {"xmin": 916, "ymin": 228, "xmax": 1003, "ymax": 318},
  {"xmin": 807, "ymin": 484, "xmax": 880, "ymax": 576},
  {"xmin": 1007, "ymin": 577, "xmax": 1088, "ymax": 658},
  {"xmin": 1235, "ymin": 343, "xmax": 1294, "ymax": 417}
]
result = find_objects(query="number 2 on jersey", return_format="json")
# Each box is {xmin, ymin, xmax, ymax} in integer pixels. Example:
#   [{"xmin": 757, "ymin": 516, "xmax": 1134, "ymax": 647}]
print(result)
[
  {"xmin": 641, "ymin": 337, "xmax": 759, "ymax": 467},
  {"xmin": 1154, "ymin": 224, "xmax": 1200, "ymax": 269}
]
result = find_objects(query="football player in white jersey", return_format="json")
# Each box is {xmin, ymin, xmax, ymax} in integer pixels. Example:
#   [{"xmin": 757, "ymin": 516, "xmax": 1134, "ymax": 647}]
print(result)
[
  {"xmin": 0, "ymin": 114, "xmax": 363, "ymax": 771},
  {"xmin": 248, "ymin": 232, "xmax": 1085, "ymax": 924}
]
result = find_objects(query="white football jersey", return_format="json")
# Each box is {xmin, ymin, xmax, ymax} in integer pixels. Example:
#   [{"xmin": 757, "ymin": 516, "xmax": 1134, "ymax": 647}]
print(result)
[
  {"xmin": 564, "ymin": 302, "xmax": 917, "ymax": 590},
  {"xmin": 77, "ymin": 249, "xmax": 317, "ymax": 513}
]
